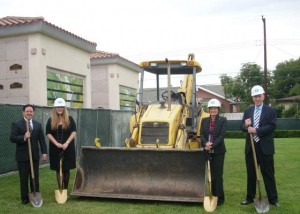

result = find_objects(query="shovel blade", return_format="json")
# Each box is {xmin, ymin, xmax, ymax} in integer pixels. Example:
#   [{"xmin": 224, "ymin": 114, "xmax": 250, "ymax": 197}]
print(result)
[
  {"xmin": 203, "ymin": 196, "xmax": 218, "ymax": 212},
  {"xmin": 29, "ymin": 192, "xmax": 43, "ymax": 208},
  {"xmin": 254, "ymin": 198, "xmax": 270, "ymax": 213},
  {"xmin": 55, "ymin": 189, "xmax": 68, "ymax": 204}
]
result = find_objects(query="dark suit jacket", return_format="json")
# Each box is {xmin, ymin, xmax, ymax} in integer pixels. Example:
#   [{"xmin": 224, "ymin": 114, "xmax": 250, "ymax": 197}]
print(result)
[
  {"xmin": 10, "ymin": 118, "xmax": 47, "ymax": 161},
  {"xmin": 200, "ymin": 115, "xmax": 227, "ymax": 154},
  {"xmin": 240, "ymin": 104, "xmax": 277, "ymax": 155}
]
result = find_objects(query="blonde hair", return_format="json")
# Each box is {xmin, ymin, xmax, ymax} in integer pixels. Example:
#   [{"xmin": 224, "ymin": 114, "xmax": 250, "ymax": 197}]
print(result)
[{"xmin": 50, "ymin": 107, "xmax": 70, "ymax": 130}]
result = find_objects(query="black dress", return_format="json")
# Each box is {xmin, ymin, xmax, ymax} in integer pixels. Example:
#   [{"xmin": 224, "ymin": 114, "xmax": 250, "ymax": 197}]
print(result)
[{"xmin": 46, "ymin": 116, "xmax": 76, "ymax": 171}]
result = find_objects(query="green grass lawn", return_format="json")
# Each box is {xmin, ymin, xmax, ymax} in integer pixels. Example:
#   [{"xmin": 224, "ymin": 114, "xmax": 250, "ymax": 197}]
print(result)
[{"xmin": 0, "ymin": 138, "xmax": 299, "ymax": 214}]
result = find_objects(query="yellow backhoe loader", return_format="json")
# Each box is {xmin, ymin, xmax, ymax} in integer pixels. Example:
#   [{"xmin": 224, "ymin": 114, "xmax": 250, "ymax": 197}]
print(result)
[{"xmin": 72, "ymin": 54, "xmax": 210, "ymax": 203}]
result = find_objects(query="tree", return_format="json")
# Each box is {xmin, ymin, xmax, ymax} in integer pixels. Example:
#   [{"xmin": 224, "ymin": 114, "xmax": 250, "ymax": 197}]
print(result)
[
  {"xmin": 275, "ymin": 105, "xmax": 285, "ymax": 118},
  {"xmin": 219, "ymin": 74, "xmax": 245, "ymax": 101},
  {"xmin": 220, "ymin": 62, "xmax": 264, "ymax": 108},
  {"xmin": 283, "ymin": 105, "xmax": 299, "ymax": 118},
  {"xmin": 270, "ymin": 58, "xmax": 300, "ymax": 99},
  {"xmin": 288, "ymin": 83, "xmax": 300, "ymax": 96}
]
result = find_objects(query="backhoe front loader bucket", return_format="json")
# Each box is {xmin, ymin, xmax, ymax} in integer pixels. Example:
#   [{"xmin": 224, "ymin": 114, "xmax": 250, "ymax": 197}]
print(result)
[{"xmin": 72, "ymin": 146, "xmax": 206, "ymax": 202}]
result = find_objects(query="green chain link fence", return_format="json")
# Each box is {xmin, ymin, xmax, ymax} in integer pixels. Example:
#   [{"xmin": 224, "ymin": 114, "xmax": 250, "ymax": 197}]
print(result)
[
  {"xmin": 1, "ymin": 104, "xmax": 299, "ymax": 175},
  {"xmin": 0, "ymin": 104, "xmax": 131, "ymax": 175}
]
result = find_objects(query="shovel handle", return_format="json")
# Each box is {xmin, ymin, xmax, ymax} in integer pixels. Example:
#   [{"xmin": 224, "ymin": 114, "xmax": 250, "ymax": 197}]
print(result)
[
  {"xmin": 59, "ymin": 152, "xmax": 64, "ymax": 190},
  {"xmin": 206, "ymin": 159, "xmax": 213, "ymax": 197},
  {"xmin": 250, "ymin": 133, "xmax": 263, "ymax": 198},
  {"xmin": 207, "ymin": 159, "xmax": 212, "ymax": 183},
  {"xmin": 250, "ymin": 134, "xmax": 259, "ymax": 179},
  {"xmin": 26, "ymin": 120, "xmax": 36, "ymax": 182}
]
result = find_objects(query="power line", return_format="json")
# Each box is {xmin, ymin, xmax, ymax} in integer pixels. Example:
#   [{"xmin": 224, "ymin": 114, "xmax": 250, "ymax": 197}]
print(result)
[
  {"xmin": 127, "ymin": 39, "xmax": 300, "ymax": 62},
  {"xmin": 268, "ymin": 43, "xmax": 298, "ymax": 58},
  {"xmin": 127, "ymin": 40, "xmax": 262, "ymax": 60}
]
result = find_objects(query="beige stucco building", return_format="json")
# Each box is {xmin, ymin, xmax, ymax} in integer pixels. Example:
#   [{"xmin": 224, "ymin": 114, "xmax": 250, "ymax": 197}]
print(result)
[
  {"xmin": 0, "ymin": 16, "xmax": 140, "ymax": 109},
  {"xmin": 90, "ymin": 51, "xmax": 141, "ymax": 110},
  {"xmin": 0, "ymin": 16, "xmax": 96, "ymax": 107}
]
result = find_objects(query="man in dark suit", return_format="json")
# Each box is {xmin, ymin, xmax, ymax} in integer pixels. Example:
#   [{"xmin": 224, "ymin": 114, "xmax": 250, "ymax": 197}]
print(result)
[
  {"xmin": 240, "ymin": 85, "xmax": 279, "ymax": 207},
  {"xmin": 10, "ymin": 104, "xmax": 48, "ymax": 204}
]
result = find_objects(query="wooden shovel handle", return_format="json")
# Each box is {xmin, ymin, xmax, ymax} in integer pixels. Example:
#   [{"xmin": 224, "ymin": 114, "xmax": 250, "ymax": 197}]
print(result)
[
  {"xmin": 250, "ymin": 134, "xmax": 259, "ymax": 180},
  {"xmin": 26, "ymin": 119, "xmax": 35, "ymax": 180}
]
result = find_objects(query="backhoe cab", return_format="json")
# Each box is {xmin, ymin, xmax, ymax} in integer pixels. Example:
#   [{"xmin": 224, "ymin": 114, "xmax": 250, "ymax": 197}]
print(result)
[{"xmin": 125, "ymin": 55, "xmax": 208, "ymax": 149}]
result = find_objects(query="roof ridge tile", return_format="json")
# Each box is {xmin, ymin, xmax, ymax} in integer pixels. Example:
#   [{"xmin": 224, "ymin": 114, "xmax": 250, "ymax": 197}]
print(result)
[{"xmin": 0, "ymin": 16, "xmax": 96, "ymax": 46}]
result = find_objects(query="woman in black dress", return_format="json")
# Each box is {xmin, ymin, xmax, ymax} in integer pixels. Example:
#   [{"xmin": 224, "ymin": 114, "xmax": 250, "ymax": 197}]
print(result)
[{"xmin": 46, "ymin": 98, "xmax": 77, "ymax": 189}]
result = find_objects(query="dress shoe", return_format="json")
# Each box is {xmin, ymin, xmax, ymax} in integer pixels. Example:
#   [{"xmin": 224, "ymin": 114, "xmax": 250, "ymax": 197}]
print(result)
[
  {"xmin": 270, "ymin": 202, "xmax": 280, "ymax": 207},
  {"xmin": 240, "ymin": 200, "xmax": 253, "ymax": 205},
  {"xmin": 217, "ymin": 201, "xmax": 224, "ymax": 206},
  {"xmin": 21, "ymin": 199, "xmax": 29, "ymax": 204}
]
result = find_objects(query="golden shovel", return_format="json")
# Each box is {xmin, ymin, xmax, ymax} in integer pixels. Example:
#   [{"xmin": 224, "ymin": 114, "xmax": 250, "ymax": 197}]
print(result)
[
  {"xmin": 26, "ymin": 119, "xmax": 43, "ymax": 207},
  {"xmin": 250, "ymin": 134, "xmax": 269, "ymax": 213},
  {"xmin": 55, "ymin": 156, "xmax": 67, "ymax": 204},
  {"xmin": 203, "ymin": 158, "xmax": 218, "ymax": 212}
]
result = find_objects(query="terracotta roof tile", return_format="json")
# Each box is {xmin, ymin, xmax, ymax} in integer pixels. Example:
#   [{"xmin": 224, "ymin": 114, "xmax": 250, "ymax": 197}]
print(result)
[
  {"xmin": 0, "ymin": 16, "xmax": 96, "ymax": 46},
  {"xmin": 0, "ymin": 16, "xmax": 44, "ymax": 26},
  {"xmin": 90, "ymin": 51, "xmax": 140, "ymax": 72},
  {"xmin": 90, "ymin": 51, "xmax": 119, "ymax": 59}
]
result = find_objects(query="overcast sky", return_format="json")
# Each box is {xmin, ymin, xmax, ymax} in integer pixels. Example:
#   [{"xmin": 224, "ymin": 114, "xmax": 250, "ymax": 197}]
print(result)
[{"xmin": 1, "ymin": 0, "xmax": 300, "ymax": 86}]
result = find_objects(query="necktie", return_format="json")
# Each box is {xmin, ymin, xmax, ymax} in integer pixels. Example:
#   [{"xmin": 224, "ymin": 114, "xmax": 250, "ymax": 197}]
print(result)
[
  {"xmin": 29, "ymin": 120, "xmax": 33, "ymax": 132},
  {"xmin": 253, "ymin": 108, "xmax": 260, "ymax": 142}
]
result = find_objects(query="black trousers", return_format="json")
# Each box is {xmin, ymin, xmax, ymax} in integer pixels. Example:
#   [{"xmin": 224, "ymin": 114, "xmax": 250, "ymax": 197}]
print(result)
[
  {"xmin": 17, "ymin": 160, "xmax": 40, "ymax": 200},
  {"xmin": 210, "ymin": 153, "xmax": 225, "ymax": 201},
  {"xmin": 245, "ymin": 142, "xmax": 278, "ymax": 203}
]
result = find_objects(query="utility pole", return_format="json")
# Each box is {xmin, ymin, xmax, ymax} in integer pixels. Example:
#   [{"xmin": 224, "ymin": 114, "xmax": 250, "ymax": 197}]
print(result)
[{"xmin": 262, "ymin": 15, "xmax": 269, "ymax": 104}]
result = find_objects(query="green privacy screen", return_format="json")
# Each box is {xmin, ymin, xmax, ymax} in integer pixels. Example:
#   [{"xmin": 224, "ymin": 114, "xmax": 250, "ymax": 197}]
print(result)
[{"xmin": 47, "ymin": 70, "xmax": 84, "ymax": 108}]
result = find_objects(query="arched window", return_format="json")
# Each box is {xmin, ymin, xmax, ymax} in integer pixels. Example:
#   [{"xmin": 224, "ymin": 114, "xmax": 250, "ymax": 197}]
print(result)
[
  {"xmin": 10, "ymin": 82, "xmax": 22, "ymax": 89},
  {"xmin": 9, "ymin": 64, "xmax": 22, "ymax": 70}
]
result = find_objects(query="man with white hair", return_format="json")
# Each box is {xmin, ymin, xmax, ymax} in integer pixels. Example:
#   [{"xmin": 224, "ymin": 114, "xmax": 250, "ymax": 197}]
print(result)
[{"xmin": 240, "ymin": 85, "xmax": 279, "ymax": 207}]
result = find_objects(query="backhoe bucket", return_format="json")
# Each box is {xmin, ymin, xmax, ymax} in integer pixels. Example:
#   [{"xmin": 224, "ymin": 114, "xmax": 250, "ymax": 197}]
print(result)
[{"xmin": 72, "ymin": 146, "xmax": 206, "ymax": 202}]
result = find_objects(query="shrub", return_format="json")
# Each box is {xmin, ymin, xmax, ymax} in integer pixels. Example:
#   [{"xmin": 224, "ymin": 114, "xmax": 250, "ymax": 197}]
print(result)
[
  {"xmin": 225, "ymin": 130, "xmax": 300, "ymax": 138},
  {"xmin": 283, "ymin": 105, "xmax": 298, "ymax": 118}
]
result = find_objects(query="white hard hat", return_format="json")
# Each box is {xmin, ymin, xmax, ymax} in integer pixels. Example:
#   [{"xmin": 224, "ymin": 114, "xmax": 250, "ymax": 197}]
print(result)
[
  {"xmin": 54, "ymin": 98, "xmax": 66, "ymax": 107},
  {"xmin": 251, "ymin": 85, "xmax": 265, "ymax": 96},
  {"xmin": 207, "ymin": 99, "xmax": 221, "ymax": 108}
]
